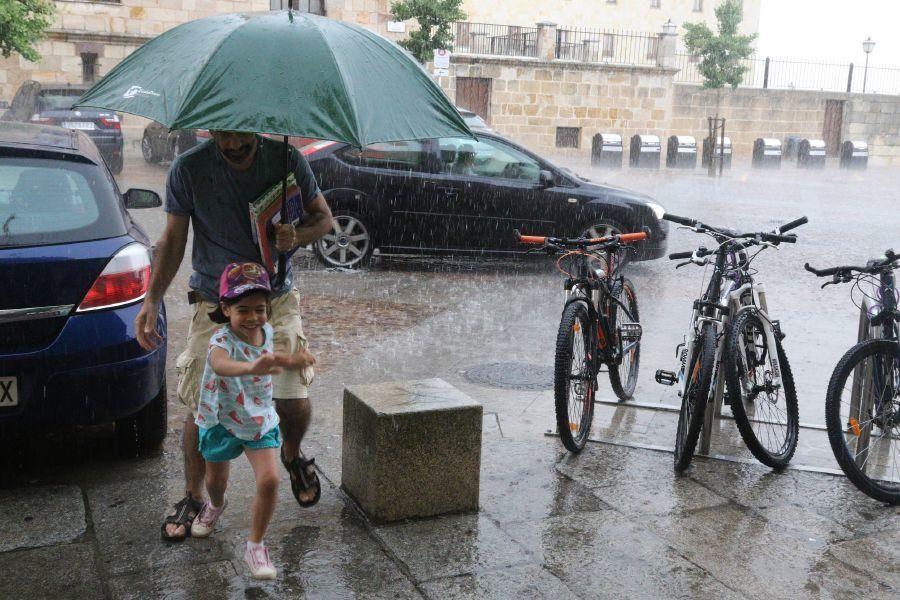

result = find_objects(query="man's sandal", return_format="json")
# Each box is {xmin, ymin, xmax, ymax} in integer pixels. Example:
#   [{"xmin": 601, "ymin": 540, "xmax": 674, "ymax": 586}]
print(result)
[
  {"xmin": 160, "ymin": 494, "xmax": 203, "ymax": 541},
  {"xmin": 281, "ymin": 451, "xmax": 321, "ymax": 507}
]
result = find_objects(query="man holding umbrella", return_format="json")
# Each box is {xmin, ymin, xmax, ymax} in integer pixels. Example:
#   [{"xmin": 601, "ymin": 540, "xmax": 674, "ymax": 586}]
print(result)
[
  {"xmin": 135, "ymin": 130, "xmax": 332, "ymax": 540},
  {"xmin": 74, "ymin": 8, "xmax": 476, "ymax": 542}
]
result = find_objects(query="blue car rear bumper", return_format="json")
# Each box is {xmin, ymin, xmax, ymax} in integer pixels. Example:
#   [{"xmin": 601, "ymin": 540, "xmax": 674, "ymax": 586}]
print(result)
[{"xmin": 0, "ymin": 302, "xmax": 166, "ymax": 430}]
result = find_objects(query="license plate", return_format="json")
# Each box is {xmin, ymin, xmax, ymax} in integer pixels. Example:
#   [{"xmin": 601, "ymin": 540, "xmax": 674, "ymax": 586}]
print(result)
[
  {"xmin": 62, "ymin": 121, "xmax": 96, "ymax": 130},
  {"xmin": 0, "ymin": 376, "xmax": 17, "ymax": 407}
]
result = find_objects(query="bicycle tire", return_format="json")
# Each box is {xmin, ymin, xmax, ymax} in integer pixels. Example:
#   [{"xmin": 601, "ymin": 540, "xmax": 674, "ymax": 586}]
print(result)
[
  {"xmin": 608, "ymin": 278, "xmax": 641, "ymax": 400},
  {"xmin": 554, "ymin": 301, "xmax": 596, "ymax": 453},
  {"xmin": 724, "ymin": 309, "xmax": 799, "ymax": 469},
  {"xmin": 825, "ymin": 340, "xmax": 900, "ymax": 504},
  {"xmin": 674, "ymin": 322, "xmax": 716, "ymax": 471}
]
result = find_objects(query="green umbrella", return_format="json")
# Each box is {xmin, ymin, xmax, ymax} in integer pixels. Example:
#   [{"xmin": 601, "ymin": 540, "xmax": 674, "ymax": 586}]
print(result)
[
  {"xmin": 76, "ymin": 10, "xmax": 473, "ymax": 145},
  {"xmin": 77, "ymin": 9, "xmax": 474, "ymax": 283}
]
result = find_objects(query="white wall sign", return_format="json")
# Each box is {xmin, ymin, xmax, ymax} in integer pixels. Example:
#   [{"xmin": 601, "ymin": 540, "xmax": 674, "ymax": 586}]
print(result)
[
  {"xmin": 387, "ymin": 21, "xmax": 405, "ymax": 33},
  {"xmin": 433, "ymin": 49, "xmax": 451, "ymax": 69}
]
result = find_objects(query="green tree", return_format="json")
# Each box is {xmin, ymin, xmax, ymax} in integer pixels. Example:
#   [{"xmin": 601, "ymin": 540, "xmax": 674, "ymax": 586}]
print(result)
[
  {"xmin": 390, "ymin": 0, "xmax": 465, "ymax": 64},
  {"xmin": 682, "ymin": 0, "xmax": 756, "ymax": 90},
  {"xmin": 0, "ymin": 0, "xmax": 55, "ymax": 62},
  {"xmin": 682, "ymin": 0, "xmax": 756, "ymax": 175}
]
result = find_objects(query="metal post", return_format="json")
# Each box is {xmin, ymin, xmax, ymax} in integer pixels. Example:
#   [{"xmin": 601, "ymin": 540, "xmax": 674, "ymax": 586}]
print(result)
[
  {"xmin": 863, "ymin": 53, "xmax": 870, "ymax": 93},
  {"xmin": 718, "ymin": 119, "xmax": 726, "ymax": 177},
  {"xmin": 847, "ymin": 62, "xmax": 854, "ymax": 93},
  {"xmin": 763, "ymin": 57, "xmax": 770, "ymax": 89}
]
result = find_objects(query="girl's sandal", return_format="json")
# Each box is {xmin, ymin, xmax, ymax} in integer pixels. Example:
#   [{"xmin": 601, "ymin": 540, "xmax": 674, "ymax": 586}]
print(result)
[{"xmin": 160, "ymin": 494, "xmax": 204, "ymax": 541}]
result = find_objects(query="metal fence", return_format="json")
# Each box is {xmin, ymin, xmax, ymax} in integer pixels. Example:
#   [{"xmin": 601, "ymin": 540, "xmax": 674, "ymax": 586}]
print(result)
[
  {"xmin": 555, "ymin": 28, "xmax": 659, "ymax": 66},
  {"xmin": 675, "ymin": 53, "xmax": 900, "ymax": 95},
  {"xmin": 452, "ymin": 22, "xmax": 538, "ymax": 58}
]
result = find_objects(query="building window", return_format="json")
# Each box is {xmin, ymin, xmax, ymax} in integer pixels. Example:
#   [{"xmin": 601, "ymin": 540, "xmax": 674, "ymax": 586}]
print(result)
[
  {"xmin": 81, "ymin": 53, "xmax": 97, "ymax": 84},
  {"xmin": 693, "ymin": 0, "xmax": 703, "ymax": 11},
  {"xmin": 270, "ymin": 0, "xmax": 325, "ymax": 14},
  {"xmin": 602, "ymin": 34, "xmax": 615, "ymax": 58},
  {"xmin": 651, "ymin": 0, "xmax": 661, "ymax": 7},
  {"xmin": 556, "ymin": 127, "xmax": 580, "ymax": 149}
]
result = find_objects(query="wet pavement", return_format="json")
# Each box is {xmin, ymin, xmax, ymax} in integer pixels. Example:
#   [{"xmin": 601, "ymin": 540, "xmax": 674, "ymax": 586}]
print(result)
[{"xmin": 1, "ymin": 158, "xmax": 899, "ymax": 598}]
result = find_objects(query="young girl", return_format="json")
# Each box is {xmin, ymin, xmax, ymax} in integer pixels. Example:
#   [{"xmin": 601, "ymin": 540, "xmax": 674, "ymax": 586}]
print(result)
[{"xmin": 190, "ymin": 262, "xmax": 296, "ymax": 580}]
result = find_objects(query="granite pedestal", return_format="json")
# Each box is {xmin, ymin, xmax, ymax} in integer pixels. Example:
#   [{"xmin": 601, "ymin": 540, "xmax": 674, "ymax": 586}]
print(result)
[{"xmin": 341, "ymin": 378, "xmax": 482, "ymax": 523}]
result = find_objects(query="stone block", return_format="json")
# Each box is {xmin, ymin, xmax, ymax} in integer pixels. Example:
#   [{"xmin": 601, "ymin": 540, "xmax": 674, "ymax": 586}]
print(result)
[{"xmin": 342, "ymin": 379, "xmax": 482, "ymax": 523}]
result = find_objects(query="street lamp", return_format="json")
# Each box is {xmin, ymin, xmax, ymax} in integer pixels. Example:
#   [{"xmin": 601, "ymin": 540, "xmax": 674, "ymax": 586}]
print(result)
[
  {"xmin": 662, "ymin": 19, "xmax": 677, "ymax": 35},
  {"xmin": 862, "ymin": 36, "xmax": 875, "ymax": 93}
]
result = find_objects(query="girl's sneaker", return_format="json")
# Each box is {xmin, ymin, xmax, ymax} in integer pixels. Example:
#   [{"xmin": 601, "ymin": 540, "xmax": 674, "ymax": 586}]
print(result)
[
  {"xmin": 244, "ymin": 542, "xmax": 277, "ymax": 580},
  {"xmin": 191, "ymin": 499, "xmax": 227, "ymax": 538}
]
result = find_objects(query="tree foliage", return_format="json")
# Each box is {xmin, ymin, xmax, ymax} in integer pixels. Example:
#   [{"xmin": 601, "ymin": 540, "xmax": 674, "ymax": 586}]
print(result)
[
  {"xmin": 682, "ymin": 0, "xmax": 756, "ymax": 89},
  {"xmin": 390, "ymin": 0, "xmax": 465, "ymax": 64},
  {"xmin": 0, "ymin": 0, "xmax": 55, "ymax": 62}
]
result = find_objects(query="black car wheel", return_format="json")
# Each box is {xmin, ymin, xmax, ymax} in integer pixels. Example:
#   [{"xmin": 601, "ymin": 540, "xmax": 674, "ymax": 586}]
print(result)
[
  {"xmin": 314, "ymin": 211, "xmax": 373, "ymax": 268},
  {"xmin": 141, "ymin": 132, "xmax": 160, "ymax": 164},
  {"xmin": 581, "ymin": 220, "xmax": 631, "ymax": 268}
]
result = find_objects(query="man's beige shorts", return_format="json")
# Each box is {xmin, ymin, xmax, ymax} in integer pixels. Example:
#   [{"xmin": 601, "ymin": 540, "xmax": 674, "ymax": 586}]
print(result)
[{"xmin": 175, "ymin": 288, "xmax": 314, "ymax": 413}]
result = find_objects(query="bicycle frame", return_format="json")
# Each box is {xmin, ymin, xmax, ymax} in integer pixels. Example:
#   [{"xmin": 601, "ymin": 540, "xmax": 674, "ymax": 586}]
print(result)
[{"xmin": 563, "ymin": 250, "xmax": 638, "ymax": 369}]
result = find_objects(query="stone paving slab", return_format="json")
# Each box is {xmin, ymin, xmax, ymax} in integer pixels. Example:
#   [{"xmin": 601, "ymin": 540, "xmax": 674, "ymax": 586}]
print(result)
[
  {"xmin": 0, "ymin": 484, "xmax": 85, "ymax": 551},
  {"xmin": 0, "ymin": 543, "xmax": 104, "ymax": 599},
  {"xmin": 420, "ymin": 564, "xmax": 579, "ymax": 600}
]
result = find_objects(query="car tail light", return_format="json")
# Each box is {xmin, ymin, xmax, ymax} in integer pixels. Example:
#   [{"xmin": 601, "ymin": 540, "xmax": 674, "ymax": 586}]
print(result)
[
  {"xmin": 30, "ymin": 114, "xmax": 56, "ymax": 125},
  {"xmin": 195, "ymin": 130, "xmax": 210, "ymax": 139},
  {"xmin": 301, "ymin": 140, "xmax": 337, "ymax": 157},
  {"xmin": 77, "ymin": 244, "xmax": 151, "ymax": 312},
  {"xmin": 98, "ymin": 115, "xmax": 121, "ymax": 129}
]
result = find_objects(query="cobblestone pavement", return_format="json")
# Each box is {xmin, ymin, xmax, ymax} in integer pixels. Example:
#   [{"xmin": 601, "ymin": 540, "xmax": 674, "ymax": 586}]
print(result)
[{"xmin": 0, "ymin": 160, "xmax": 898, "ymax": 598}]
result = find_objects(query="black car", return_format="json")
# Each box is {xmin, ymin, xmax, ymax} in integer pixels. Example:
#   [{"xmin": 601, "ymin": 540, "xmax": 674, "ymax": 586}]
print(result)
[
  {"xmin": 2, "ymin": 81, "xmax": 125, "ymax": 174},
  {"xmin": 301, "ymin": 132, "xmax": 668, "ymax": 268},
  {"xmin": 141, "ymin": 120, "xmax": 202, "ymax": 164}
]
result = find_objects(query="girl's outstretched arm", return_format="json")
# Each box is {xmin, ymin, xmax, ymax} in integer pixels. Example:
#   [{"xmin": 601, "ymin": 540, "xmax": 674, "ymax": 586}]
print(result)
[{"xmin": 209, "ymin": 347, "xmax": 283, "ymax": 377}]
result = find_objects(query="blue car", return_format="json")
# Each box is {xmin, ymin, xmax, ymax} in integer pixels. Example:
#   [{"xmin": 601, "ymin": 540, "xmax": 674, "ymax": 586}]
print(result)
[{"xmin": 0, "ymin": 122, "xmax": 167, "ymax": 455}]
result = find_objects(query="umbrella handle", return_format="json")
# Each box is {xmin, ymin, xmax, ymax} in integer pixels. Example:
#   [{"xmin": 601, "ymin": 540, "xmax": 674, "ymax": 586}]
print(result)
[{"xmin": 274, "ymin": 252, "xmax": 287, "ymax": 288}]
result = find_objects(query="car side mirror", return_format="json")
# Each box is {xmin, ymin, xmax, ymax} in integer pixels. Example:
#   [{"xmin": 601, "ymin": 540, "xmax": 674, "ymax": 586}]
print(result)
[
  {"xmin": 124, "ymin": 188, "xmax": 162, "ymax": 209},
  {"xmin": 539, "ymin": 170, "xmax": 555, "ymax": 187}
]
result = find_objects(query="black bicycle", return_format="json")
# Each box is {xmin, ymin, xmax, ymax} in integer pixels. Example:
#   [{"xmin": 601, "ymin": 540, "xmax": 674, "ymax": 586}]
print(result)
[
  {"xmin": 517, "ymin": 230, "xmax": 646, "ymax": 453},
  {"xmin": 656, "ymin": 214, "xmax": 807, "ymax": 471},
  {"xmin": 806, "ymin": 250, "xmax": 900, "ymax": 504}
]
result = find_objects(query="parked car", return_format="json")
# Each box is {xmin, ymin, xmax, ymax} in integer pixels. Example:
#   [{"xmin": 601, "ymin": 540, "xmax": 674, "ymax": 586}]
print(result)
[
  {"xmin": 141, "ymin": 120, "xmax": 202, "ymax": 163},
  {"xmin": 0, "ymin": 122, "xmax": 166, "ymax": 455},
  {"xmin": 301, "ymin": 132, "xmax": 668, "ymax": 268},
  {"xmin": 2, "ymin": 81, "xmax": 125, "ymax": 174},
  {"xmin": 457, "ymin": 107, "xmax": 493, "ymax": 133}
]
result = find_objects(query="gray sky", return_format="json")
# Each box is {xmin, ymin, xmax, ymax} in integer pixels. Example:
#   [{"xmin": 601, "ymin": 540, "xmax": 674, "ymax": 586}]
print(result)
[{"xmin": 756, "ymin": 0, "xmax": 898, "ymax": 66}]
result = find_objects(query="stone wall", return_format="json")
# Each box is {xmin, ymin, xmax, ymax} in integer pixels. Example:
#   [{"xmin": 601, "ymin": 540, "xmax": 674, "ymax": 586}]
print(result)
[
  {"xmin": 439, "ymin": 55, "xmax": 676, "ymax": 159},
  {"xmin": 671, "ymin": 85, "xmax": 900, "ymax": 166}
]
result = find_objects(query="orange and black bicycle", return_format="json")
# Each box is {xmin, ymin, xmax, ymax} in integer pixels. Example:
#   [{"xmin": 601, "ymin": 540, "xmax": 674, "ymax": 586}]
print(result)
[{"xmin": 517, "ymin": 229, "xmax": 647, "ymax": 453}]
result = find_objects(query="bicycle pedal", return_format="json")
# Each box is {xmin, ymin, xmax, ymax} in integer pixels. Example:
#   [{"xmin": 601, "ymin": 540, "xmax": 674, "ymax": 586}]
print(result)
[
  {"xmin": 655, "ymin": 369, "xmax": 678, "ymax": 386},
  {"xmin": 619, "ymin": 323, "xmax": 643, "ymax": 340}
]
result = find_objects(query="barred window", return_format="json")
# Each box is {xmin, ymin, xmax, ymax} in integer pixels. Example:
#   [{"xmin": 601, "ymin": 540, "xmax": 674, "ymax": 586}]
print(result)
[
  {"xmin": 556, "ymin": 127, "xmax": 580, "ymax": 149},
  {"xmin": 270, "ymin": 0, "xmax": 325, "ymax": 14},
  {"xmin": 693, "ymin": 0, "xmax": 703, "ymax": 11},
  {"xmin": 81, "ymin": 53, "xmax": 97, "ymax": 84},
  {"xmin": 651, "ymin": 0, "xmax": 661, "ymax": 7}
]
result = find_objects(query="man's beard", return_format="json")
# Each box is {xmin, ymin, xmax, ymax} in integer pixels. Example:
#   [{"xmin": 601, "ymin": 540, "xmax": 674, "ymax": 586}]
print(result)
[{"xmin": 223, "ymin": 145, "xmax": 253, "ymax": 163}]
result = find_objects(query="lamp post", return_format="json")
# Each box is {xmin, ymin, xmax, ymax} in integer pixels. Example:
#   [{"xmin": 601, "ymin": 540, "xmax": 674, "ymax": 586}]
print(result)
[
  {"xmin": 862, "ymin": 36, "xmax": 875, "ymax": 93},
  {"xmin": 662, "ymin": 19, "xmax": 677, "ymax": 35}
]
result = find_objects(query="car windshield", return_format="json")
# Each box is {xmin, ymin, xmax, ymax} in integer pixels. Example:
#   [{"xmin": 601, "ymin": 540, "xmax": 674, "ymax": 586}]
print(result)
[{"xmin": 0, "ymin": 156, "xmax": 125, "ymax": 247}]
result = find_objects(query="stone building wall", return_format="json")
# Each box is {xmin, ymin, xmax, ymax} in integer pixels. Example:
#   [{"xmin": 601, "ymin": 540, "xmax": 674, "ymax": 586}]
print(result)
[
  {"xmin": 844, "ymin": 95, "xmax": 900, "ymax": 166},
  {"xmin": 439, "ymin": 55, "xmax": 676, "ymax": 159}
]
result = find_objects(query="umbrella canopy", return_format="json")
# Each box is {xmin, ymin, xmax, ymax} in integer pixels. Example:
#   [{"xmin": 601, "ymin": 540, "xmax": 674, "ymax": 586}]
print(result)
[{"xmin": 76, "ymin": 10, "xmax": 473, "ymax": 146}]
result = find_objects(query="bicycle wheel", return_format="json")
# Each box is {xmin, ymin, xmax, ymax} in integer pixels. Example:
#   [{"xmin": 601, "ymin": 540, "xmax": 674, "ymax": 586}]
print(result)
[
  {"xmin": 724, "ymin": 309, "xmax": 799, "ymax": 469},
  {"xmin": 674, "ymin": 322, "xmax": 716, "ymax": 471},
  {"xmin": 554, "ymin": 301, "xmax": 596, "ymax": 453},
  {"xmin": 825, "ymin": 340, "xmax": 900, "ymax": 504},
  {"xmin": 608, "ymin": 278, "xmax": 641, "ymax": 400}
]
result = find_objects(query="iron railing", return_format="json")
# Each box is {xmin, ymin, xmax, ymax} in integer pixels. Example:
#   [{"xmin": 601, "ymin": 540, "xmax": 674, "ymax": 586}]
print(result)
[
  {"xmin": 675, "ymin": 53, "xmax": 900, "ymax": 95},
  {"xmin": 453, "ymin": 22, "xmax": 538, "ymax": 58},
  {"xmin": 555, "ymin": 28, "xmax": 659, "ymax": 66}
]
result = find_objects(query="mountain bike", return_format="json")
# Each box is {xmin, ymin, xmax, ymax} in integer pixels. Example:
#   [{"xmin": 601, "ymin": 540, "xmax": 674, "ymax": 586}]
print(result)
[
  {"xmin": 805, "ymin": 250, "xmax": 900, "ymax": 504},
  {"xmin": 655, "ymin": 214, "xmax": 807, "ymax": 471},
  {"xmin": 516, "ymin": 230, "xmax": 647, "ymax": 453}
]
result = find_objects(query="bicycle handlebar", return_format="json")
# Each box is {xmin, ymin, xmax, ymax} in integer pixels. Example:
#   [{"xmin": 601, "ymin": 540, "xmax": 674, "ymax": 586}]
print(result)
[
  {"xmin": 668, "ymin": 251, "xmax": 693, "ymax": 260},
  {"xmin": 762, "ymin": 233, "xmax": 797, "ymax": 244},
  {"xmin": 662, "ymin": 213, "xmax": 696, "ymax": 227},
  {"xmin": 514, "ymin": 230, "xmax": 648, "ymax": 247},
  {"xmin": 779, "ymin": 216, "xmax": 809, "ymax": 234},
  {"xmin": 805, "ymin": 249, "xmax": 898, "ymax": 279}
]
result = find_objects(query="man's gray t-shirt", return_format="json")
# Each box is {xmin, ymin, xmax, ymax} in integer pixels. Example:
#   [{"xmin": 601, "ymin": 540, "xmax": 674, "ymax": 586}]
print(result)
[{"xmin": 164, "ymin": 136, "xmax": 320, "ymax": 302}]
